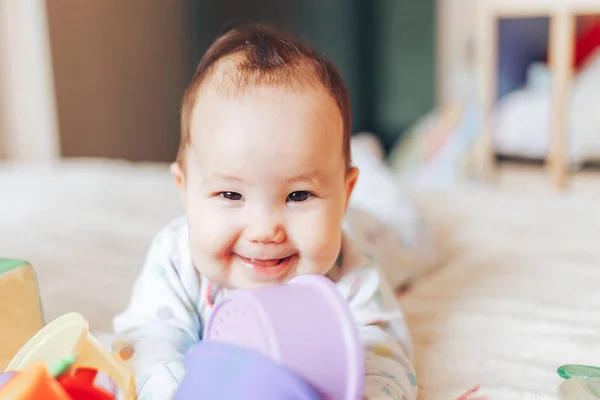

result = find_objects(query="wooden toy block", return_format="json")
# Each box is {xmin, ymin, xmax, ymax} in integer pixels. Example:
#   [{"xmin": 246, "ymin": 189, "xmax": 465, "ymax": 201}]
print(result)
[{"xmin": 0, "ymin": 259, "xmax": 44, "ymax": 370}]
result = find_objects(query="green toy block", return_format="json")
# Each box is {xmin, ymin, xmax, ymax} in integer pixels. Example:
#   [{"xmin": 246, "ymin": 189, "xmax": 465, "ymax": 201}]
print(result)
[{"xmin": 0, "ymin": 259, "xmax": 44, "ymax": 370}]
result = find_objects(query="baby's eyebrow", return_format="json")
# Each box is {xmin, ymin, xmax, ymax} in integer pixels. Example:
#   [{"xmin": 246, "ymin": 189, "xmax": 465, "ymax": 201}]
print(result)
[
  {"xmin": 213, "ymin": 174, "xmax": 243, "ymax": 182},
  {"xmin": 287, "ymin": 172, "xmax": 322, "ymax": 184},
  {"xmin": 209, "ymin": 171, "xmax": 323, "ymax": 184}
]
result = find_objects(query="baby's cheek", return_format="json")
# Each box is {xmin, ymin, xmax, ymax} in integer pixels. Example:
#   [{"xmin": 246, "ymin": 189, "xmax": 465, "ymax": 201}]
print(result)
[
  {"xmin": 190, "ymin": 211, "xmax": 234, "ymax": 256},
  {"xmin": 293, "ymin": 210, "xmax": 342, "ymax": 265},
  {"xmin": 187, "ymin": 218, "xmax": 232, "ymax": 283}
]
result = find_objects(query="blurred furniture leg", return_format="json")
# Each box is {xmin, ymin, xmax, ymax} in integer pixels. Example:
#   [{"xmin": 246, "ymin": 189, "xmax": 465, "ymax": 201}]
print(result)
[
  {"xmin": 0, "ymin": 0, "xmax": 60, "ymax": 162},
  {"xmin": 473, "ymin": 1, "xmax": 580, "ymax": 189},
  {"xmin": 474, "ymin": 0, "xmax": 498, "ymax": 181},
  {"xmin": 548, "ymin": 10, "xmax": 575, "ymax": 189}
]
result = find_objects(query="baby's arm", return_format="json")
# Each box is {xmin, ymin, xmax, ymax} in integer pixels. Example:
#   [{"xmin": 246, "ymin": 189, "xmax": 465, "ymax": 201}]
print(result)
[
  {"xmin": 339, "ymin": 266, "xmax": 418, "ymax": 400},
  {"xmin": 113, "ymin": 226, "xmax": 202, "ymax": 399}
]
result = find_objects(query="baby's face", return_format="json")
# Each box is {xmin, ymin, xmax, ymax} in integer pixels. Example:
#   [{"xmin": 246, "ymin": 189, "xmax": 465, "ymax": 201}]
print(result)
[{"xmin": 175, "ymin": 85, "xmax": 357, "ymax": 289}]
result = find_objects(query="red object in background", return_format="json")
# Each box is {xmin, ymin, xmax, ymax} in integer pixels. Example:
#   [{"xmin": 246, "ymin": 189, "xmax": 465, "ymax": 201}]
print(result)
[
  {"xmin": 574, "ymin": 17, "xmax": 600, "ymax": 70},
  {"xmin": 57, "ymin": 368, "xmax": 115, "ymax": 400}
]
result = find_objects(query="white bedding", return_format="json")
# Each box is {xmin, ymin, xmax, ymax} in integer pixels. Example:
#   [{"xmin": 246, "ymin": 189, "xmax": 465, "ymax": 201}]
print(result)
[
  {"xmin": 493, "ymin": 51, "xmax": 600, "ymax": 165},
  {"xmin": 405, "ymin": 168, "xmax": 600, "ymax": 399},
  {"xmin": 2, "ymin": 160, "xmax": 599, "ymax": 399}
]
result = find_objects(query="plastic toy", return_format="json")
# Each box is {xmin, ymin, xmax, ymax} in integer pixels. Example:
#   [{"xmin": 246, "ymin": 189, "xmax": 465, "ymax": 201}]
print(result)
[
  {"xmin": 0, "ymin": 371, "xmax": 15, "ymax": 389},
  {"xmin": 175, "ymin": 341, "xmax": 321, "ymax": 400},
  {"xmin": 557, "ymin": 364, "xmax": 600, "ymax": 399},
  {"xmin": 559, "ymin": 365, "xmax": 600, "ymax": 380},
  {"xmin": 175, "ymin": 274, "xmax": 364, "ymax": 400},
  {"xmin": 0, "ymin": 259, "xmax": 44, "ymax": 370},
  {"xmin": 558, "ymin": 376, "xmax": 600, "ymax": 399},
  {"xmin": 3, "ymin": 313, "xmax": 135, "ymax": 399},
  {"xmin": 0, "ymin": 258, "xmax": 134, "ymax": 399},
  {"xmin": 57, "ymin": 367, "xmax": 116, "ymax": 400},
  {"xmin": 0, "ymin": 362, "xmax": 117, "ymax": 399},
  {"xmin": 0, "ymin": 364, "xmax": 71, "ymax": 399}
]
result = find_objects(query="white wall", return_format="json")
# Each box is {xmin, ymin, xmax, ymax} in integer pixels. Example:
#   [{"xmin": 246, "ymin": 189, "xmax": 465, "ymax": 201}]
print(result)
[
  {"xmin": 0, "ymin": 23, "xmax": 6, "ymax": 160},
  {"xmin": 0, "ymin": 0, "xmax": 60, "ymax": 162}
]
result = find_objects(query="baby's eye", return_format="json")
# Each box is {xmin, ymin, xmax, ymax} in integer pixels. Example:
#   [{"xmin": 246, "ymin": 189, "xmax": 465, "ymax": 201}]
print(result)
[
  {"xmin": 220, "ymin": 192, "xmax": 243, "ymax": 201},
  {"xmin": 287, "ymin": 191, "xmax": 313, "ymax": 203}
]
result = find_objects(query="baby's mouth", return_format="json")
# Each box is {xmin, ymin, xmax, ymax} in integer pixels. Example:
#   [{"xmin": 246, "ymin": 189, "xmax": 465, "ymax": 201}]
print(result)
[
  {"xmin": 236, "ymin": 254, "xmax": 295, "ymax": 276},
  {"xmin": 237, "ymin": 255, "xmax": 288, "ymax": 266},
  {"xmin": 241, "ymin": 257, "xmax": 285, "ymax": 267}
]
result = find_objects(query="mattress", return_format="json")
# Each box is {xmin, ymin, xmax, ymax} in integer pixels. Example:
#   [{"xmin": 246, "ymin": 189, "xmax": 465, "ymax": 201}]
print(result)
[
  {"xmin": 0, "ymin": 159, "xmax": 183, "ymax": 333},
  {"xmin": 404, "ymin": 168, "xmax": 600, "ymax": 399},
  {"xmin": 1, "ymin": 159, "xmax": 599, "ymax": 399}
]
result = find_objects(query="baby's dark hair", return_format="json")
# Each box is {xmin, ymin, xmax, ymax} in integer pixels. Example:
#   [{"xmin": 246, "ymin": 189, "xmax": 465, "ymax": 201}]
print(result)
[{"xmin": 177, "ymin": 23, "xmax": 351, "ymax": 168}]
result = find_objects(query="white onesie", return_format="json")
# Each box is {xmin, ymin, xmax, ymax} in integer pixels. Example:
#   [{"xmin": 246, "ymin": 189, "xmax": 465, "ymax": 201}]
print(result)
[{"xmin": 113, "ymin": 216, "xmax": 418, "ymax": 400}]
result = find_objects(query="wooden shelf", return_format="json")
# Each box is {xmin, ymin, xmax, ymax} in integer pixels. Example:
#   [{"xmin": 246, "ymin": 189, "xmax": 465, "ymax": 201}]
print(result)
[{"xmin": 473, "ymin": 0, "xmax": 600, "ymax": 189}]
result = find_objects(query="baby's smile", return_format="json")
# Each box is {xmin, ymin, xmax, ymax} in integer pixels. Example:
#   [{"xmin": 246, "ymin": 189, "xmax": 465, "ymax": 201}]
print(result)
[{"xmin": 235, "ymin": 253, "xmax": 297, "ymax": 280}]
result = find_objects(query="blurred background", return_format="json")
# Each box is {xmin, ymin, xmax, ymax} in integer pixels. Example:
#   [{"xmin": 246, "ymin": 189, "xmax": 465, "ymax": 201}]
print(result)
[
  {"xmin": 3, "ymin": 1, "xmax": 600, "ymax": 185},
  {"xmin": 2, "ymin": 2, "xmax": 600, "ymax": 398},
  {"xmin": 46, "ymin": 0, "xmax": 436, "ymax": 158},
  {"xmin": 0, "ymin": 0, "xmax": 436, "ymax": 162}
]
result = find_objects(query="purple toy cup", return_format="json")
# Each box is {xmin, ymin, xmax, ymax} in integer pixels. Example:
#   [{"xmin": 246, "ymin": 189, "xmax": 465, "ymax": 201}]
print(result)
[
  {"xmin": 174, "ymin": 341, "xmax": 321, "ymax": 400},
  {"xmin": 204, "ymin": 274, "xmax": 364, "ymax": 400}
]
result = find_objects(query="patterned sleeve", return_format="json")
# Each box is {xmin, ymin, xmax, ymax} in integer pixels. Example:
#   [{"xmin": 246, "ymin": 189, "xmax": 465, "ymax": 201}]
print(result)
[
  {"xmin": 112, "ymin": 221, "xmax": 202, "ymax": 400},
  {"xmin": 337, "ymin": 264, "xmax": 418, "ymax": 400}
]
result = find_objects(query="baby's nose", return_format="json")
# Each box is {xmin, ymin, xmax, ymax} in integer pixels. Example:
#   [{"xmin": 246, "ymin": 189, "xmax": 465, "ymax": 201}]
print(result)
[{"xmin": 245, "ymin": 215, "xmax": 286, "ymax": 244}]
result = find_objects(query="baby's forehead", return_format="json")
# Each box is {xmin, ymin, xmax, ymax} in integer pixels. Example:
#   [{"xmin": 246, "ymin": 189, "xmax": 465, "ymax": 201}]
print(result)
[
  {"xmin": 191, "ymin": 85, "xmax": 342, "ymax": 142},
  {"xmin": 188, "ymin": 93, "xmax": 345, "ymax": 177},
  {"xmin": 186, "ymin": 53, "xmax": 347, "ymax": 170},
  {"xmin": 193, "ymin": 88, "xmax": 341, "ymax": 141}
]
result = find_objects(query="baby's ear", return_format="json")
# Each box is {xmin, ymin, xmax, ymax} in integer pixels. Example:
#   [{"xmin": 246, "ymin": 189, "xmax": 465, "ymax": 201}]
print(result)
[
  {"xmin": 170, "ymin": 162, "xmax": 186, "ymax": 199},
  {"xmin": 344, "ymin": 166, "xmax": 359, "ymax": 211}
]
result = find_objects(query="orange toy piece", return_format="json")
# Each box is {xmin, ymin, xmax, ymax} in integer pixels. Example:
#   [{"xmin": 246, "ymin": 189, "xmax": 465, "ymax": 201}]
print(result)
[{"xmin": 0, "ymin": 364, "xmax": 70, "ymax": 400}]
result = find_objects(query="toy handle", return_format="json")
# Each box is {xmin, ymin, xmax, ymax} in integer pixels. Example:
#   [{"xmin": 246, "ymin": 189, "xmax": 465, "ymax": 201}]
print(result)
[
  {"xmin": 6, "ymin": 313, "xmax": 135, "ymax": 400},
  {"xmin": 174, "ymin": 341, "xmax": 323, "ymax": 400}
]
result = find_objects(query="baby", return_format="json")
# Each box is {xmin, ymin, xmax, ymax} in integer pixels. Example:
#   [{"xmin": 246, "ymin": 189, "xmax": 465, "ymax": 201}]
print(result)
[{"xmin": 113, "ymin": 24, "xmax": 418, "ymax": 400}]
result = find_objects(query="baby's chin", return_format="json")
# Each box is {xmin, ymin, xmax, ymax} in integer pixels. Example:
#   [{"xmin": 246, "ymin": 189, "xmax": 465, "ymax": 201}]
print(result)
[
  {"xmin": 224, "ymin": 268, "xmax": 331, "ymax": 291},
  {"xmin": 197, "ymin": 267, "xmax": 292, "ymax": 290},
  {"xmin": 227, "ymin": 268, "xmax": 298, "ymax": 290},
  {"xmin": 232, "ymin": 270, "xmax": 338, "ymax": 291}
]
